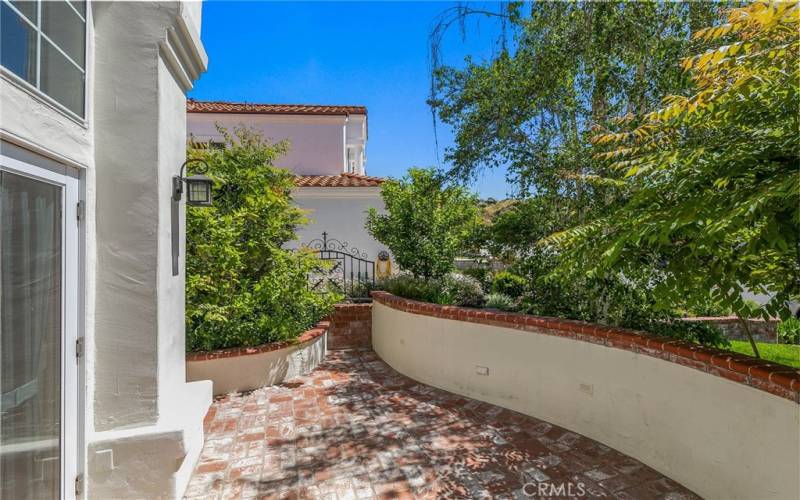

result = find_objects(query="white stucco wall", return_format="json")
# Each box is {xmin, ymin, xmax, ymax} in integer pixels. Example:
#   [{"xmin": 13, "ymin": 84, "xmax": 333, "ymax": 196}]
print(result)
[
  {"xmin": 93, "ymin": 1, "xmax": 161, "ymax": 431},
  {"xmin": 88, "ymin": 2, "xmax": 211, "ymax": 498},
  {"xmin": 372, "ymin": 302, "xmax": 800, "ymax": 500},
  {"xmin": 291, "ymin": 187, "xmax": 390, "ymax": 265},
  {"xmin": 4, "ymin": 1, "xmax": 209, "ymax": 497},
  {"xmin": 187, "ymin": 332, "xmax": 327, "ymax": 396},
  {"xmin": 156, "ymin": 39, "xmax": 212, "ymax": 499},
  {"xmin": 0, "ymin": 76, "xmax": 93, "ymax": 170}
]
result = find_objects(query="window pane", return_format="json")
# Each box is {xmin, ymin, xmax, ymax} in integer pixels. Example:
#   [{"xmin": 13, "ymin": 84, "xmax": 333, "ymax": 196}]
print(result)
[
  {"xmin": 1, "ymin": 171, "xmax": 63, "ymax": 500},
  {"xmin": 9, "ymin": 0, "xmax": 36, "ymax": 23},
  {"xmin": 41, "ymin": 39, "xmax": 84, "ymax": 117},
  {"xmin": 67, "ymin": 0, "xmax": 84, "ymax": 18},
  {"xmin": 0, "ymin": 2, "xmax": 37, "ymax": 85},
  {"xmin": 42, "ymin": 0, "xmax": 85, "ymax": 68}
]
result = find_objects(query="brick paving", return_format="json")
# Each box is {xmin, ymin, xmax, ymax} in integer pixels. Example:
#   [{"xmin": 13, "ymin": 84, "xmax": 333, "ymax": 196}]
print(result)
[{"xmin": 185, "ymin": 349, "xmax": 700, "ymax": 499}]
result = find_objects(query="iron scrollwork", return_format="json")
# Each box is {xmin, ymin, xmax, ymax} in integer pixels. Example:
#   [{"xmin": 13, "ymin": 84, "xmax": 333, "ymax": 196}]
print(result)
[
  {"xmin": 303, "ymin": 232, "xmax": 375, "ymax": 299},
  {"xmin": 304, "ymin": 232, "xmax": 369, "ymax": 260}
]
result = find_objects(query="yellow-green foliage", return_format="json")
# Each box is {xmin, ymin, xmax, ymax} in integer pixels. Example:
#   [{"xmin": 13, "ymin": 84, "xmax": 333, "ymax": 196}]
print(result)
[{"xmin": 546, "ymin": 2, "xmax": 799, "ymax": 321}]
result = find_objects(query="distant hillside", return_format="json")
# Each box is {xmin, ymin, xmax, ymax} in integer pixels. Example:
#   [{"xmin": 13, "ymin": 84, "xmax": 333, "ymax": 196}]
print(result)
[{"xmin": 479, "ymin": 198, "xmax": 516, "ymax": 223}]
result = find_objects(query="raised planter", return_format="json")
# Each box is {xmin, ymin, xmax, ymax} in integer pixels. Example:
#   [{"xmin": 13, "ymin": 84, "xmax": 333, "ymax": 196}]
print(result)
[
  {"xmin": 371, "ymin": 291, "xmax": 800, "ymax": 500},
  {"xmin": 186, "ymin": 322, "xmax": 328, "ymax": 396}
]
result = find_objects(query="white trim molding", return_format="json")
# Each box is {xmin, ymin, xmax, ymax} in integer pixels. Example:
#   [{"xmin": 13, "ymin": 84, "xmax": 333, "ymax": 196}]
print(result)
[
  {"xmin": 0, "ymin": 129, "xmax": 88, "ymax": 171},
  {"xmin": 159, "ymin": 11, "xmax": 208, "ymax": 93}
]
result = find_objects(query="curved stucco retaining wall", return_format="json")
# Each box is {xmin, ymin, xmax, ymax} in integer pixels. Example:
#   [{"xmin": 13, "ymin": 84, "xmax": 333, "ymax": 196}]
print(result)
[
  {"xmin": 371, "ymin": 294, "xmax": 800, "ymax": 500},
  {"xmin": 186, "ymin": 323, "xmax": 328, "ymax": 395}
]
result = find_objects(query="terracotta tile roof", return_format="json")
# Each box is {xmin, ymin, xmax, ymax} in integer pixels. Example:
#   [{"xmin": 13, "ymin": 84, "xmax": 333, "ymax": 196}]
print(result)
[
  {"xmin": 187, "ymin": 99, "xmax": 367, "ymax": 116},
  {"xmin": 294, "ymin": 173, "xmax": 385, "ymax": 188}
]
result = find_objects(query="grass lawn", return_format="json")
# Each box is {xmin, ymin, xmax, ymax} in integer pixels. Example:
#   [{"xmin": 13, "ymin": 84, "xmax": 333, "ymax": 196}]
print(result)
[{"xmin": 727, "ymin": 341, "xmax": 800, "ymax": 368}]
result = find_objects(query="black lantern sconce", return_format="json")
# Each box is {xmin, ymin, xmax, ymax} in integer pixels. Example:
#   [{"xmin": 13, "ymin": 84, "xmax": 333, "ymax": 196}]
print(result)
[
  {"xmin": 173, "ymin": 159, "xmax": 213, "ymax": 207},
  {"xmin": 172, "ymin": 158, "xmax": 214, "ymax": 276}
]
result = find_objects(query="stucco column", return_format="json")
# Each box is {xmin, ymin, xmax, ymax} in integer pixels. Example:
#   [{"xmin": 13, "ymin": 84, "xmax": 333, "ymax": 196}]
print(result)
[
  {"xmin": 89, "ymin": 2, "xmax": 210, "ymax": 498},
  {"xmin": 93, "ymin": 1, "xmax": 164, "ymax": 431}
]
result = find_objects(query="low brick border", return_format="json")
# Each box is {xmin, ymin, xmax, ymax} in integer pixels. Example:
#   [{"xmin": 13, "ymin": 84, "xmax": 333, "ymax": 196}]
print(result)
[
  {"xmin": 185, "ymin": 321, "xmax": 329, "ymax": 361},
  {"xmin": 371, "ymin": 292, "xmax": 800, "ymax": 402}
]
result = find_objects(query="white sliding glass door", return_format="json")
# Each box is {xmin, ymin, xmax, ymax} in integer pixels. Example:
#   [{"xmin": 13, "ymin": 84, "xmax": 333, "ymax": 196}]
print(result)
[{"xmin": 0, "ymin": 157, "xmax": 79, "ymax": 500}]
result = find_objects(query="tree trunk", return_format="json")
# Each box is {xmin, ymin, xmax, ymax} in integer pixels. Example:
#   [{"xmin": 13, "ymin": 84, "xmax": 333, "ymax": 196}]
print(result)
[{"xmin": 736, "ymin": 313, "xmax": 760, "ymax": 359}]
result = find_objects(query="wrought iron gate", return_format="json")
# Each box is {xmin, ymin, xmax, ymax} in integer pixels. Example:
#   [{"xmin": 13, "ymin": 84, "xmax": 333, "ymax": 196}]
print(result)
[{"xmin": 304, "ymin": 232, "xmax": 375, "ymax": 298}]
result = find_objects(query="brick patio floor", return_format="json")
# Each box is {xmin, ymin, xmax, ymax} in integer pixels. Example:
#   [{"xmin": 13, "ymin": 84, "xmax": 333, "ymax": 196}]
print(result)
[{"xmin": 185, "ymin": 349, "xmax": 700, "ymax": 499}]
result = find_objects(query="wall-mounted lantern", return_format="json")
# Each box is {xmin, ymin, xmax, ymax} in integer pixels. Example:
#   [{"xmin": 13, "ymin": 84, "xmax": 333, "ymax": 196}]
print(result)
[
  {"xmin": 173, "ymin": 159, "xmax": 213, "ymax": 207},
  {"xmin": 172, "ymin": 158, "xmax": 214, "ymax": 275}
]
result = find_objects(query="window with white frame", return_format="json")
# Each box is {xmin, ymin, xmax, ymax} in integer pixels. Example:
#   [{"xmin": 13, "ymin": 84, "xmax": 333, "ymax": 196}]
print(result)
[
  {"xmin": 347, "ymin": 147, "xmax": 355, "ymax": 173},
  {"xmin": 1, "ymin": 0, "xmax": 87, "ymax": 118}
]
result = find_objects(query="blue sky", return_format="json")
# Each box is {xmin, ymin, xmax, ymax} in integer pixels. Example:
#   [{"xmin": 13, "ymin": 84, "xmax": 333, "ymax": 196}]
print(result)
[{"xmin": 190, "ymin": 1, "xmax": 512, "ymax": 199}]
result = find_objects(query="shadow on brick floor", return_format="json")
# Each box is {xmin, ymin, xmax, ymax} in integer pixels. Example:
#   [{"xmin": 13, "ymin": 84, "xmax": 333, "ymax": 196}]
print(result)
[{"xmin": 185, "ymin": 349, "xmax": 699, "ymax": 499}]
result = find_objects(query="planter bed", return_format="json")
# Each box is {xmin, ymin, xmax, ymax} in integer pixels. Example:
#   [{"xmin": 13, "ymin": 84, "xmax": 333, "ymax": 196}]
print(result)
[{"xmin": 186, "ymin": 322, "xmax": 328, "ymax": 395}]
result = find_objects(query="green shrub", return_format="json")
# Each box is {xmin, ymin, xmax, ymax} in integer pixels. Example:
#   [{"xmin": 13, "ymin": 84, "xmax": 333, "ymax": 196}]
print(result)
[
  {"xmin": 485, "ymin": 293, "xmax": 516, "ymax": 311},
  {"xmin": 778, "ymin": 317, "xmax": 800, "ymax": 345},
  {"xmin": 630, "ymin": 318, "xmax": 729, "ymax": 348},
  {"xmin": 348, "ymin": 279, "xmax": 379, "ymax": 301},
  {"xmin": 507, "ymin": 253, "xmax": 734, "ymax": 347},
  {"xmin": 366, "ymin": 167, "xmax": 481, "ymax": 279},
  {"xmin": 185, "ymin": 127, "xmax": 340, "ymax": 352},
  {"xmin": 375, "ymin": 274, "xmax": 443, "ymax": 304},
  {"xmin": 491, "ymin": 271, "xmax": 527, "ymax": 298},
  {"xmin": 376, "ymin": 272, "xmax": 484, "ymax": 307},
  {"xmin": 461, "ymin": 266, "xmax": 492, "ymax": 290},
  {"xmin": 680, "ymin": 294, "xmax": 733, "ymax": 317},
  {"xmin": 442, "ymin": 273, "xmax": 485, "ymax": 308}
]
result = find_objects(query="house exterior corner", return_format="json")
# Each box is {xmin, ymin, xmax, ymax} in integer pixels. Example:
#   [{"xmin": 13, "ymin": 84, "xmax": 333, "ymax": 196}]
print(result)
[{"xmin": 1, "ymin": 1, "xmax": 211, "ymax": 498}]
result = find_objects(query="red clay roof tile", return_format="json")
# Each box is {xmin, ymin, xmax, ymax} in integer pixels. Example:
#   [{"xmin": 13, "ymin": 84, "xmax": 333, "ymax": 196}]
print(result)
[
  {"xmin": 187, "ymin": 99, "xmax": 367, "ymax": 116},
  {"xmin": 294, "ymin": 173, "xmax": 384, "ymax": 188}
]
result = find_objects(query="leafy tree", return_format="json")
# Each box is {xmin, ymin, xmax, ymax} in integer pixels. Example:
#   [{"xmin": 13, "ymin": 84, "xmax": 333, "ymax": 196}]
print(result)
[
  {"xmin": 366, "ymin": 167, "xmax": 481, "ymax": 279},
  {"xmin": 545, "ymin": 2, "xmax": 800, "ymax": 356},
  {"xmin": 186, "ymin": 127, "xmax": 340, "ymax": 352},
  {"xmin": 430, "ymin": 1, "xmax": 718, "ymax": 206},
  {"xmin": 482, "ymin": 197, "xmax": 564, "ymax": 259},
  {"xmin": 478, "ymin": 182, "xmax": 729, "ymax": 347},
  {"xmin": 429, "ymin": 3, "xmax": 721, "ymax": 329}
]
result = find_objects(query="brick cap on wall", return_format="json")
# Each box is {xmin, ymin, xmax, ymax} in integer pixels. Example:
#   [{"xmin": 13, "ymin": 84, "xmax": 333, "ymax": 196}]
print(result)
[
  {"xmin": 186, "ymin": 321, "xmax": 329, "ymax": 361},
  {"xmin": 371, "ymin": 292, "xmax": 800, "ymax": 403}
]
